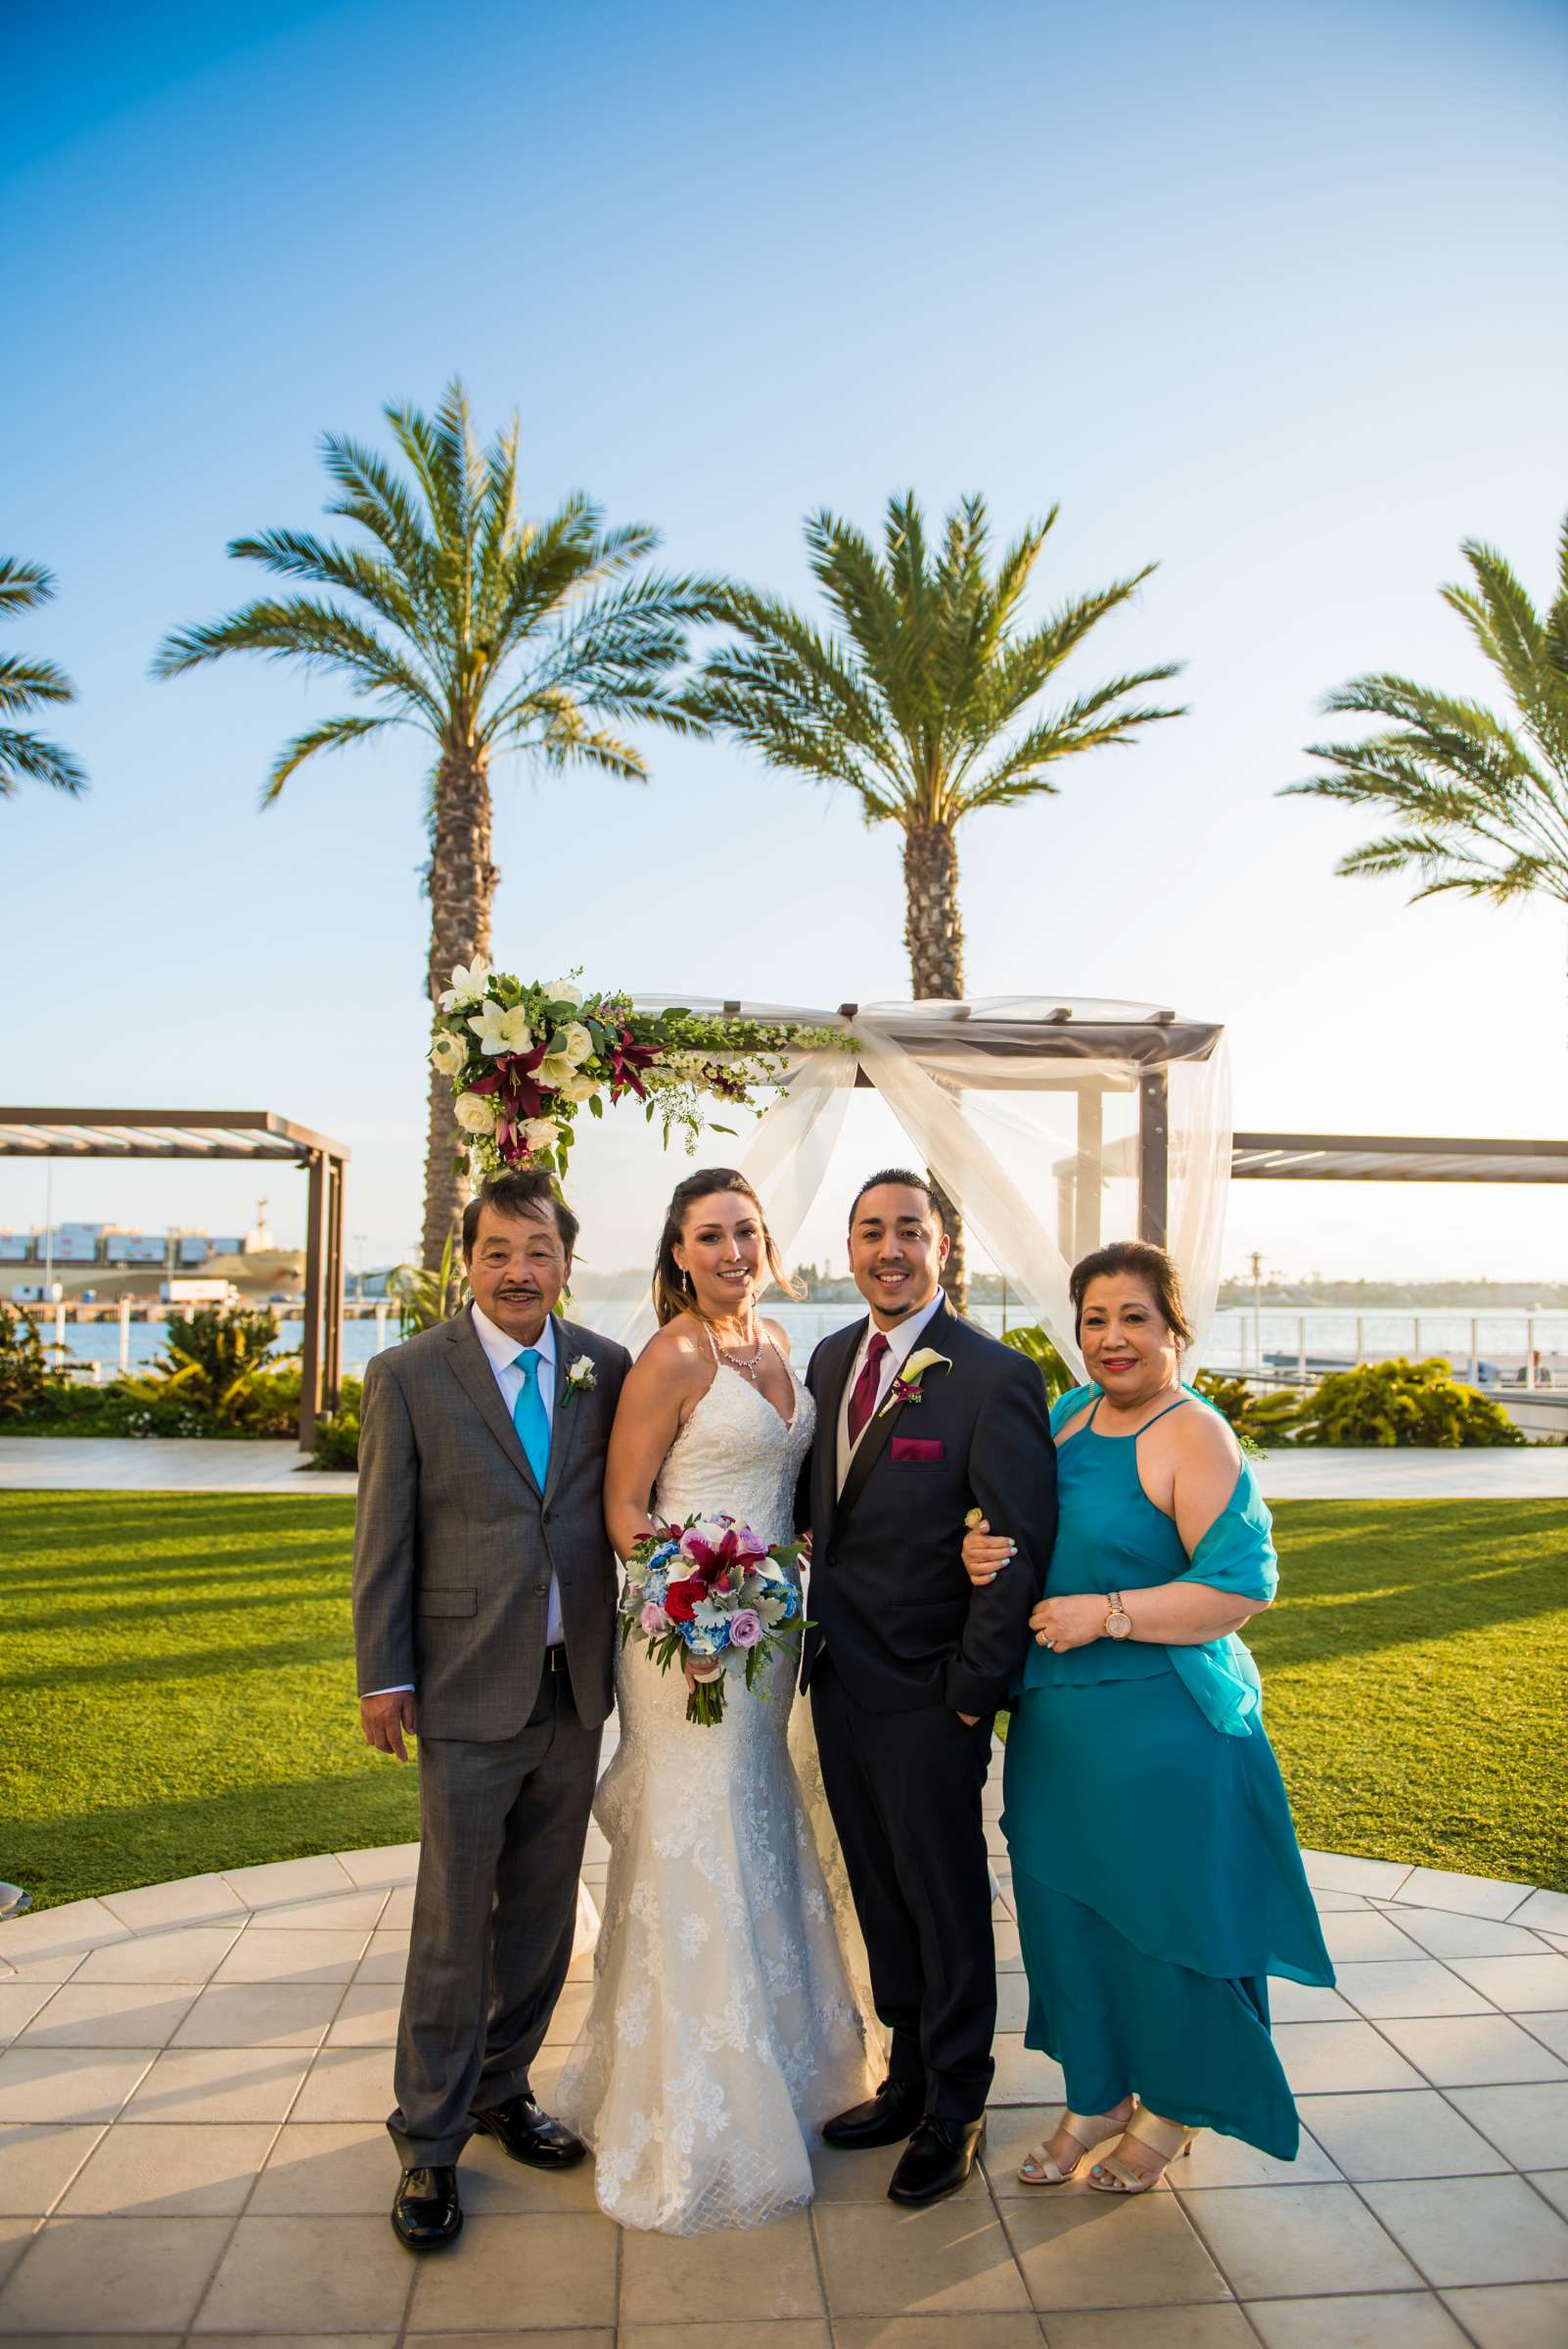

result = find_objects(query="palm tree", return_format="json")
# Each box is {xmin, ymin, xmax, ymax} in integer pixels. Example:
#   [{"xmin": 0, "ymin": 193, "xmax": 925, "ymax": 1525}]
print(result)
[
  {"xmin": 157, "ymin": 381, "xmax": 722, "ymax": 1266},
  {"xmin": 1284, "ymin": 514, "xmax": 1568, "ymax": 993},
  {"xmin": 685, "ymin": 492, "xmax": 1184, "ymax": 1300},
  {"xmin": 0, "ymin": 559, "xmax": 86, "ymax": 801}
]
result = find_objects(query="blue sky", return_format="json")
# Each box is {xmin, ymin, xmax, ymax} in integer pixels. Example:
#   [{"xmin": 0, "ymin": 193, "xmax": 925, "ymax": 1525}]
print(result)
[{"xmin": 5, "ymin": 0, "xmax": 1566, "ymax": 1277}]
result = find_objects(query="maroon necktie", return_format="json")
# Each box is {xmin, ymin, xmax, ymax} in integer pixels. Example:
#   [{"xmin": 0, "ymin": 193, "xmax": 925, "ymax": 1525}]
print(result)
[{"xmin": 847, "ymin": 1331, "xmax": 892, "ymax": 1449}]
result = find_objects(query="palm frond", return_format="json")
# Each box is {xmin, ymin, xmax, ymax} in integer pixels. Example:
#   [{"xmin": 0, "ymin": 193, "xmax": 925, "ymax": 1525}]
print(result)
[
  {"xmin": 0, "ymin": 728, "xmax": 86, "ymax": 797},
  {"xmin": 0, "ymin": 558, "xmax": 56, "ymax": 620},
  {"xmin": 262, "ymin": 712, "xmax": 392, "ymax": 804},
  {"xmin": 0, "ymin": 651, "xmax": 75, "ymax": 715}
]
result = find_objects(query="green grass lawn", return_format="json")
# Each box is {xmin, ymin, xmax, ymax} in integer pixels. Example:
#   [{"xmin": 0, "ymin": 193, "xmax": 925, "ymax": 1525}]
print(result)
[{"xmin": 3, "ymin": 1491, "xmax": 1565, "ymax": 1911}]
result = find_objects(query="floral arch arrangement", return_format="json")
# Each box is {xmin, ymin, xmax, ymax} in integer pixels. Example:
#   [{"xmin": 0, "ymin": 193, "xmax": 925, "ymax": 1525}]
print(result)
[{"xmin": 431, "ymin": 964, "xmax": 849, "ymax": 1179}]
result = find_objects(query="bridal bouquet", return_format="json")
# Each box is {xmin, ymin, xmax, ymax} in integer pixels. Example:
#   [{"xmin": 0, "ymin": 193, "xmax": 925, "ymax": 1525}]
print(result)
[{"xmin": 618, "ymin": 1513, "xmax": 807, "ymax": 1727}]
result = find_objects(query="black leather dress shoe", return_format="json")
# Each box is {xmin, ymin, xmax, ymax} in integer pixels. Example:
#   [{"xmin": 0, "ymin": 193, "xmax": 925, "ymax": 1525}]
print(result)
[
  {"xmin": 821, "ymin": 2075, "xmax": 927, "ymax": 2150},
  {"xmin": 469, "ymin": 2093, "xmax": 587, "ymax": 2169},
  {"xmin": 887, "ymin": 2114, "xmax": 987, "ymax": 2204},
  {"xmin": 391, "ymin": 2164, "xmax": 462, "ymax": 2250}
]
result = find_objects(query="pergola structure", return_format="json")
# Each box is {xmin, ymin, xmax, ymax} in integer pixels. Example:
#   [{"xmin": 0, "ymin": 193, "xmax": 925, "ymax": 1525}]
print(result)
[
  {"xmin": 1230, "ymin": 1132, "xmax": 1568, "ymax": 1184},
  {"xmin": 0, "ymin": 1111, "xmax": 349, "ymax": 1447}
]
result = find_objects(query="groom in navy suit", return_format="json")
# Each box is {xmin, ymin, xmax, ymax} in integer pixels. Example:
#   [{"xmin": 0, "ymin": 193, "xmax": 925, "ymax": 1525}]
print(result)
[{"xmin": 801, "ymin": 1171, "xmax": 1057, "ymax": 2204}]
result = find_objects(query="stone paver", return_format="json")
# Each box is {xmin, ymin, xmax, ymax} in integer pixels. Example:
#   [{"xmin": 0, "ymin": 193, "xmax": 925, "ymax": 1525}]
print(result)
[{"xmin": 0, "ymin": 1830, "xmax": 1564, "ymax": 2346}]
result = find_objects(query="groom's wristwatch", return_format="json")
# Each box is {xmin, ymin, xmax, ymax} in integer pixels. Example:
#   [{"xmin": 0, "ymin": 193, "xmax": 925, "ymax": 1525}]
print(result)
[{"xmin": 1103, "ymin": 1591, "xmax": 1133, "ymax": 1639}]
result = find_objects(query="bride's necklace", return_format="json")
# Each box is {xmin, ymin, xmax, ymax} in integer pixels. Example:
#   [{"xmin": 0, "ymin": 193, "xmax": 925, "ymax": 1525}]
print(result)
[{"xmin": 715, "ymin": 1328, "xmax": 765, "ymax": 1385}]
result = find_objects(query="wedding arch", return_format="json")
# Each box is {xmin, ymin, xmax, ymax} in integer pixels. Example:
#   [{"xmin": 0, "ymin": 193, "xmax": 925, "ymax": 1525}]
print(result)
[{"xmin": 623, "ymin": 993, "xmax": 1231, "ymax": 1375}]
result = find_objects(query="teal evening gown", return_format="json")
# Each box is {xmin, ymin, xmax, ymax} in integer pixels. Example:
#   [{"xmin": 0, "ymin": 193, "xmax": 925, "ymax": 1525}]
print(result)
[{"xmin": 1001, "ymin": 1385, "xmax": 1333, "ymax": 2159}]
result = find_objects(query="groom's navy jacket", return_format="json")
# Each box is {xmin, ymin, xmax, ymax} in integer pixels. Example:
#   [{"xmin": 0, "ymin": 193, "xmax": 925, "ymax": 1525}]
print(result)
[{"xmin": 799, "ymin": 1298, "xmax": 1056, "ymax": 1717}]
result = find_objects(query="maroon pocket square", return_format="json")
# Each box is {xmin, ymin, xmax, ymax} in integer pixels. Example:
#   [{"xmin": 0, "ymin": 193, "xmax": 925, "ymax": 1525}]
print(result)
[{"xmin": 891, "ymin": 1437, "xmax": 945, "ymax": 1462}]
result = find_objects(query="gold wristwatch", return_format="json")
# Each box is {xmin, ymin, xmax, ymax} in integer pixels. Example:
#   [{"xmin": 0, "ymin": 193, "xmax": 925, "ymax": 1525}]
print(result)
[{"xmin": 1103, "ymin": 1590, "xmax": 1133, "ymax": 1639}]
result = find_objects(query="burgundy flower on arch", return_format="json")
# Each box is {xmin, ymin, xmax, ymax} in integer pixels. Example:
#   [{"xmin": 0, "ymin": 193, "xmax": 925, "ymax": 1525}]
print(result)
[{"xmin": 607, "ymin": 1023, "xmax": 660, "ymax": 1102}]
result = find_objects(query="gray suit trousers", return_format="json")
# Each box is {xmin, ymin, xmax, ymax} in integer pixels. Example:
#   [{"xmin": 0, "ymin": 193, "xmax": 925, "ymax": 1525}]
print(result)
[{"xmin": 389, "ymin": 1651, "xmax": 601, "ymax": 2167}]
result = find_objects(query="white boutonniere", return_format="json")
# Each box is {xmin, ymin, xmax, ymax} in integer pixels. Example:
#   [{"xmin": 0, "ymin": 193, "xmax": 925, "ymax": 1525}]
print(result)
[
  {"xmin": 880, "ymin": 1347, "xmax": 952, "ymax": 1416},
  {"xmin": 563, "ymin": 1355, "xmax": 597, "ymax": 1403}
]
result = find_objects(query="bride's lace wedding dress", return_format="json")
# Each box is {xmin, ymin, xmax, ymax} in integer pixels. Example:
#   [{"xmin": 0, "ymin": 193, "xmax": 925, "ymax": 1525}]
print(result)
[{"xmin": 555, "ymin": 1355, "xmax": 879, "ymax": 2234}]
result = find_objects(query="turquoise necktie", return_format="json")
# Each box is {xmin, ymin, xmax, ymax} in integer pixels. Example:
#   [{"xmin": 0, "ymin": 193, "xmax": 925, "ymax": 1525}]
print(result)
[{"xmin": 512, "ymin": 1348, "xmax": 552, "ymax": 1490}]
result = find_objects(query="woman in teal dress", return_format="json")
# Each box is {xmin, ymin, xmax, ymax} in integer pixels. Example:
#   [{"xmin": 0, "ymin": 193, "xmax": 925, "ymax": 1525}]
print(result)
[{"xmin": 963, "ymin": 1240, "xmax": 1332, "ymax": 2192}]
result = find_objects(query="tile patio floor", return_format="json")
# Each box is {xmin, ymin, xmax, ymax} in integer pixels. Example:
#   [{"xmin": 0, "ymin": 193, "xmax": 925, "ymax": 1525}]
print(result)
[{"xmin": 2, "ymin": 1763, "xmax": 1566, "ymax": 2347}]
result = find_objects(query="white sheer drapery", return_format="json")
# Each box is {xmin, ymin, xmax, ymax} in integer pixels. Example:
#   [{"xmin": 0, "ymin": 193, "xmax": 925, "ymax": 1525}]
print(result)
[
  {"xmin": 623, "ymin": 996, "xmax": 1231, "ymax": 1372},
  {"xmin": 610, "ymin": 1045, "xmax": 858, "ymax": 1358}
]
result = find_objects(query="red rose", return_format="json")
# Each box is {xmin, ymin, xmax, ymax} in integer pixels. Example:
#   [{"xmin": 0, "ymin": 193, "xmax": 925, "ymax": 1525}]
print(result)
[{"xmin": 663, "ymin": 1578, "xmax": 705, "ymax": 1623}]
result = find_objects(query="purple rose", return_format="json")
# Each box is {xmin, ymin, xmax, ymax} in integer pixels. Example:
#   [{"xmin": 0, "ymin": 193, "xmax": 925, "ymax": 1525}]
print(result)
[
  {"xmin": 640, "ymin": 1601, "xmax": 671, "ymax": 1636},
  {"xmin": 727, "ymin": 1609, "xmax": 763, "ymax": 1649}
]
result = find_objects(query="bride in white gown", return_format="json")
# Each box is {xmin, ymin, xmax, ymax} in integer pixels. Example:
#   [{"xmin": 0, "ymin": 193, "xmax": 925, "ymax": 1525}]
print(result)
[{"xmin": 555, "ymin": 1169, "xmax": 879, "ymax": 2234}]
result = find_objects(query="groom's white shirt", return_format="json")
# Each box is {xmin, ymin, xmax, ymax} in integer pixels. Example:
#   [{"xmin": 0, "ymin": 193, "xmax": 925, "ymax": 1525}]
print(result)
[
  {"xmin": 362, "ymin": 1305, "xmax": 563, "ymax": 1695},
  {"xmin": 835, "ymin": 1290, "xmax": 945, "ymax": 1495}
]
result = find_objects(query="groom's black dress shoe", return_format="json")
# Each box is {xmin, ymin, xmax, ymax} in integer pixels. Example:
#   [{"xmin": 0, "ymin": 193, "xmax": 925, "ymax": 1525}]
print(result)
[
  {"xmin": 469, "ymin": 2093, "xmax": 587, "ymax": 2170},
  {"xmin": 822, "ymin": 2075, "xmax": 926, "ymax": 2150},
  {"xmin": 887, "ymin": 2114, "xmax": 987, "ymax": 2205},
  {"xmin": 392, "ymin": 2164, "xmax": 462, "ymax": 2250}
]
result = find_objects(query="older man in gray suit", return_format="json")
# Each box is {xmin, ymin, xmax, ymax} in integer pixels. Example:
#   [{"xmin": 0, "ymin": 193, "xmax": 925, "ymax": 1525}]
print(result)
[{"xmin": 353, "ymin": 1168, "xmax": 630, "ymax": 2252}]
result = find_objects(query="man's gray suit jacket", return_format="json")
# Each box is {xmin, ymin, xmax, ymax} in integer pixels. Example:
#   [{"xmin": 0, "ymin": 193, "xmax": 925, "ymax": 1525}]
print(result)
[{"xmin": 351, "ymin": 1306, "xmax": 631, "ymax": 1740}]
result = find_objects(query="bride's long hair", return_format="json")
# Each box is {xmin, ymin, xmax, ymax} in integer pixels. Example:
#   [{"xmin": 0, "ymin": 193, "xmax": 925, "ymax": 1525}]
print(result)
[{"xmin": 652, "ymin": 1168, "xmax": 802, "ymax": 1327}]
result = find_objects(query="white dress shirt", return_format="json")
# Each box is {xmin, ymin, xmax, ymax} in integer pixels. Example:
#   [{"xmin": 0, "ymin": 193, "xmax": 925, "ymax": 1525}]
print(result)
[
  {"xmin": 362, "ymin": 1306, "xmax": 563, "ymax": 1697},
  {"xmin": 835, "ymin": 1289, "xmax": 945, "ymax": 1494}
]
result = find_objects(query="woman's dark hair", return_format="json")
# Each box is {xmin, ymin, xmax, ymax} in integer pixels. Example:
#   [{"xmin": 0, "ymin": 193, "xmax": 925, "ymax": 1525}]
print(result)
[
  {"xmin": 462, "ymin": 1169, "xmax": 579, "ymax": 1260},
  {"xmin": 652, "ymin": 1168, "xmax": 801, "ymax": 1328},
  {"xmin": 1069, "ymin": 1240, "xmax": 1194, "ymax": 1349}
]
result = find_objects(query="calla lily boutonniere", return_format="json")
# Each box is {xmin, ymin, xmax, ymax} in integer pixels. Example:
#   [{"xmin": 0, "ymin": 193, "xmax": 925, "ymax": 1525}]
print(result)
[
  {"xmin": 880, "ymin": 1346, "xmax": 952, "ymax": 1416},
  {"xmin": 563, "ymin": 1355, "xmax": 597, "ymax": 1403}
]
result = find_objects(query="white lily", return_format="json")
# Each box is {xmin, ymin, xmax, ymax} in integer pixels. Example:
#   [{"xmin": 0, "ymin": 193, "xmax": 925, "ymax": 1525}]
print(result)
[
  {"xmin": 536, "ymin": 1050, "xmax": 575, "ymax": 1087},
  {"xmin": 904, "ymin": 1348, "xmax": 952, "ymax": 1381},
  {"xmin": 468, "ymin": 999, "xmax": 533, "ymax": 1057},
  {"xmin": 438, "ymin": 957, "xmax": 489, "ymax": 1010}
]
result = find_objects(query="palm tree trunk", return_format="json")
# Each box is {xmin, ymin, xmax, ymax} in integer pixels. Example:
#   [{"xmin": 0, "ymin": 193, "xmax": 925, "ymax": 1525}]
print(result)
[
  {"xmin": 422, "ymin": 745, "xmax": 498, "ymax": 1270},
  {"xmin": 902, "ymin": 822, "xmax": 968, "ymax": 1310}
]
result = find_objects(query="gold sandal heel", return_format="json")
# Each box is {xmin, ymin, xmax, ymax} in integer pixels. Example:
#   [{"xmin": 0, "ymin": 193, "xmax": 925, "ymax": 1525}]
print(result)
[
  {"xmin": 1018, "ymin": 2105, "xmax": 1132, "ymax": 2187},
  {"xmin": 1086, "ymin": 2109, "xmax": 1198, "ymax": 2195}
]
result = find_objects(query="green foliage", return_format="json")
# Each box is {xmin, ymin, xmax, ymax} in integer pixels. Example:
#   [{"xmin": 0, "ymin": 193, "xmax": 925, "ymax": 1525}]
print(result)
[
  {"xmin": 155, "ymin": 380, "xmax": 725, "ymax": 804},
  {"xmin": 0, "ymin": 555, "xmax": 86, "ymax": 801},
  {"xmin": 390, "ymin": 1234, "xmax": 467, "ymax": 1336},
  {"xmin": 310, "ymin": 1375, "xmax": 362, "ymax": 1470},
  {"xmin": 117, "ymin": 1304, "xmax": 291, "ymax": 1427},
  {"xmin": 684, "ymin": 490, "xmax": 1184, "ymax": 838},
  {"xmin": 0, "ymin": 1303, "xmax": 65, "ymax": 1418},
  {"xmin": 1285, "ymin": 508, "xmax": 1568, "ymax": 925},
  {"xmin": 1291, "ymin": 1358, "xmax": 1525, "ymax": 1449},
  {"xmin": 999, "ymin": 1322, "xmax": 1078, "ymax": 1405},
  {"xmin": 1193, "ymin": 1369, "xmax": 1303, "ymax": 1452}
]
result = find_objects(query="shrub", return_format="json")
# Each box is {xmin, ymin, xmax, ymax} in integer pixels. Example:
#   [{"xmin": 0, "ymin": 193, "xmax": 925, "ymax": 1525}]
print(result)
[
  {"xmin": 999, "ymin": 1323, "xmax": 1078, "ymax": 1406},
  {"xmin": 1193, "ymin": 1369, "xmax": 1302, "ymax": 1451},
  {"xmin": 389, "ymin": 1236, "xmax": 467, "ymax": 1337},
  {"xmin": 0, "ymin": 1305, "xmax": 67, "ymax": 1419},
  {"xmin": 1293, "ymin": 1357, "xmax": 1525, "ymax": 1449},
  {"xmin": 311, "ymin": 1408, "xmax": 359, "ymax": 1469}
]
